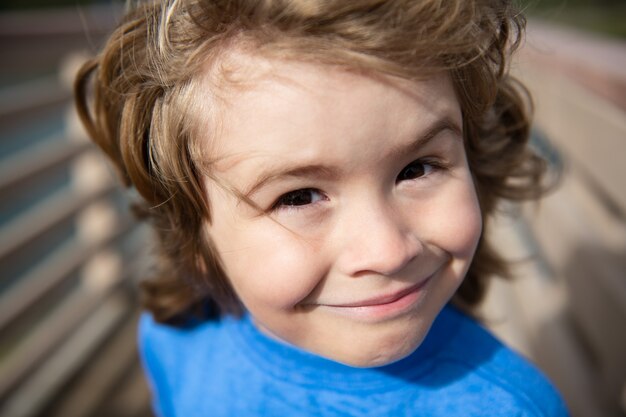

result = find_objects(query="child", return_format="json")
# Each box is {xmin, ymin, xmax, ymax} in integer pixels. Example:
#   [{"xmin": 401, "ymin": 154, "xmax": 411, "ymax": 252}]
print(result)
[{"xmin": 75, "ymin": 0, "xmax": 569, "ymax": 415}]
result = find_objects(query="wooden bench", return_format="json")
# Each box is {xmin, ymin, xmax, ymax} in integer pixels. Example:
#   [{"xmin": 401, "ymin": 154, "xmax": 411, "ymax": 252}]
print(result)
[
  {"xmin": 0, "ymin": 6, "xmax": 154, "ymax": 417},
  {"xmin": 482, "ymin": 20, "xmax": 626, "ymax": 417}
]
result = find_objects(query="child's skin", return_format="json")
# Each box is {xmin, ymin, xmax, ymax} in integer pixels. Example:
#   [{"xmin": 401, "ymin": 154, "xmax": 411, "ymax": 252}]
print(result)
[{"xmin": 202, "ymin": 56, "xmax": 482, "ymax": 367}]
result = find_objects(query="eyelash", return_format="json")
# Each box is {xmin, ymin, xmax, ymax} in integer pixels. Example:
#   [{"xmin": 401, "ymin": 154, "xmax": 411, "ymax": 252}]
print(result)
[
  {"xmin": 270, "ymin": 188, "xmax": 327, "ymax": 212},
  {"xmin": 395, "ymin": 158, "xmax": 447, "ymax": 184},
  {"xmin": 270, "ymin": 158, "xmax": 447, "ymax": 212}
]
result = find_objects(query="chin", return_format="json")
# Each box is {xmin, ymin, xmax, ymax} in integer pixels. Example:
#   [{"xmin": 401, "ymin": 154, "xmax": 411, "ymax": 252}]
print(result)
[
  {"xmin": 336, "ymin": 326, "xmax": 427, "ymax": 368},
  {"xmin": 341, "ymin": 344, "xmax": 419, "ymax": 369}
]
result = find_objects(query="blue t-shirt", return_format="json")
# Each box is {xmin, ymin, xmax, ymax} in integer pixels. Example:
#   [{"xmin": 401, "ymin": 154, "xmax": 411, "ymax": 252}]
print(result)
[{"xmin": 139, "ymin": 304, "xmax": 569, "ymax": 416}]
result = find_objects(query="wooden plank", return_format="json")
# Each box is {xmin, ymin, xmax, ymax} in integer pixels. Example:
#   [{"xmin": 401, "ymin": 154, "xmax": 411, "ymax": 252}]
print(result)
[
  {"xmin": 517, "ymin": 64, "xmax": 626, "ymax": 215},
  {"xmin": 46, "ymin": 309, "xmax": 146, "ymax": 417},
  {"xmin": 0, "ymin": 76, "xmax": 67, "ymax": 118},
  {"xmin": 0, "ymin": 135, "xmax": 90, "ymax": 193},
  {"xmin": 0, "ymin": 184, "xmax": 114, "ymax": 262},
  {"xmin": 484, "ymin": 212, "xmax": 614, "ymax": 417},
  {"xmin": 524, "ymin": 172, "xmax": 626, "ymax": 414},
  {"xmin": 0, "ymin": 292, "xmax": 130, "ymax": 417},
  {"xmin": 0, "ymin": 218, "xmax": 131, "ymax": 335}
]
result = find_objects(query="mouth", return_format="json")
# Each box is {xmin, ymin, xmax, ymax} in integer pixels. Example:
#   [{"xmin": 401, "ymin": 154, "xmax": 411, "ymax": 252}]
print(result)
[
  {"xmin": 333, "ymin": 280, "xmax": 429, "ymax": 307},
  {"xmin": 317, "ymin": 276, "xmax": 433, "ymax": 321}
]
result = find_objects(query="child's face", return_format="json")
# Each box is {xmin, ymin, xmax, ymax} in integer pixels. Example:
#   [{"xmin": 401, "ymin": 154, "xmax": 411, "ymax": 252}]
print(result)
[{"xmin": 202, "ymin": 58, "xmax": 482, "ymax": 367}]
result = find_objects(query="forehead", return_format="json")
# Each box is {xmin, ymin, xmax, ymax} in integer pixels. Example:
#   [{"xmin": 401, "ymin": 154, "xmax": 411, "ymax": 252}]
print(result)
[{"xmin": 196, "ymin": 54, "xmax": 460, "ymax": 171}]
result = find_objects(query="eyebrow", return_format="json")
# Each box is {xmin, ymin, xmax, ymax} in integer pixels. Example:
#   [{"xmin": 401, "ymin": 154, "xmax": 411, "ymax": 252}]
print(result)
[
  {"xmin": 241, "ymin": 115, "xmax": 462, "ymax": 198},
  {"xmin": 389, "ymin": 116, "xmax": 462, "ymax": 158}
]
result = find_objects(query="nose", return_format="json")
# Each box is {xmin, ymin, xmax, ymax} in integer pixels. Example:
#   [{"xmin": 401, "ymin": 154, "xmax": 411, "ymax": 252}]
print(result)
[{"xmin": 335, "ymin": 201, "xmax": 422, "ymax": 277}]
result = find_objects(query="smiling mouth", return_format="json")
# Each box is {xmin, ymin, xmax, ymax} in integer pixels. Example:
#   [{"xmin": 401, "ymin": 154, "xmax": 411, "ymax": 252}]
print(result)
[
  {"xmin": 331, "ymin": 280, "xmax": 429, "ymax": 308},
  {"xmin": 316, "ymin": 276, "xmax": 433, "ymax": 320}
]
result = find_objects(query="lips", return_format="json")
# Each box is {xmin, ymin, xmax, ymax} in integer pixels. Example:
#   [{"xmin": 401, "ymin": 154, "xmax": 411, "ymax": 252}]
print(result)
[
  {"xmin": 329, "ymin": 280, "xmax": 429, "ymax": 308},
  {"xmin": 312, "ymin": 275, "xmax": 433, "ymax": 322}
]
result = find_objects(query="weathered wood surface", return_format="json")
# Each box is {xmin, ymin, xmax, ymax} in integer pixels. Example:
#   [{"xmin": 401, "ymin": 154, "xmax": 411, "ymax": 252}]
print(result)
[{"xmin": 482, "ymin": 20, "xmax": 626, "ymax": 417}]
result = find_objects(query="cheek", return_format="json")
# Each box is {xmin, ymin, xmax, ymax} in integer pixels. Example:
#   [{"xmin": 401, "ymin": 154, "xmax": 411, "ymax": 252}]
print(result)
[
  {"xmin": 211, "ymin": 221, "xmax": 325, "ymax": 310},
  {"xmin": 447, "ymin": 188, "xmax": 482, "ymax": 257},
  {"xmin": 423, "ymin": 178, "xmax": 482, "ymax": 260}
]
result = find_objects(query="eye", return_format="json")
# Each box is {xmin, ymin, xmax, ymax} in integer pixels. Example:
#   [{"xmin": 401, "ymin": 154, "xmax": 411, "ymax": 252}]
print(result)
[
  {"xmin": 396, "ymin": 159, "xmax": 437, "ymax": 183},
  {"xmin": 272, "ymin": 188, "xmax": 326, "ymax": 210}
]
